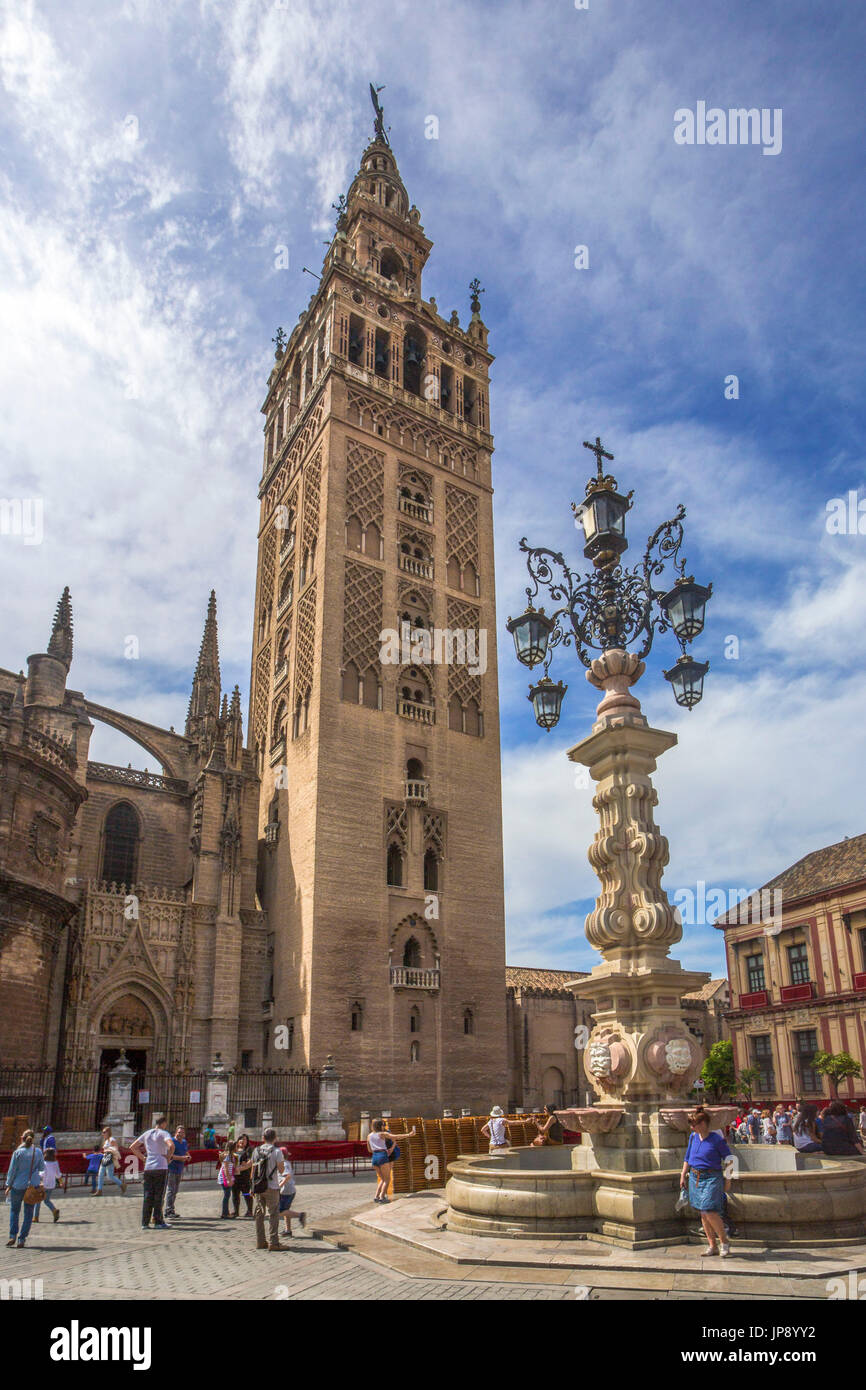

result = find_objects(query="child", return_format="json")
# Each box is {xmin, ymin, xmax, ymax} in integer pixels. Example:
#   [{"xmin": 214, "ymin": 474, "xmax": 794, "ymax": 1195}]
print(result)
[
  {"xmin": 218, "ymin": 1143, "xmax": 236, "ymax": 1218},
  {"xmin": 83, "ymin": 1144, "xmax": 102, "ymax": 1192},
  {"xmin": 278, "ymin": 1155, "xmax": 306, "ymax": 1236},
  {"xmin": 35, "ymin": 1138, "xmax": 62, "ymax": 1223}
]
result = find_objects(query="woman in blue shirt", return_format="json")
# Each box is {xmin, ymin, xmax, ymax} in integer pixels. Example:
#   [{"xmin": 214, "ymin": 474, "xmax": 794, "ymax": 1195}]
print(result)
[
  {"xmin": 679, "ymin": 1106, "xmax": 732, "ymax": 1258},
  {"xmin": 4, "ymin": 1129, "xmax": 46, "ymax": 1248}
]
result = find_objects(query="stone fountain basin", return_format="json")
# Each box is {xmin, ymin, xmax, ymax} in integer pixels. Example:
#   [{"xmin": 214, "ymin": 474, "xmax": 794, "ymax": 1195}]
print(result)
[{"xmin": 444, "ymin": 1145, "xmax": 866, "ymax": 1245}]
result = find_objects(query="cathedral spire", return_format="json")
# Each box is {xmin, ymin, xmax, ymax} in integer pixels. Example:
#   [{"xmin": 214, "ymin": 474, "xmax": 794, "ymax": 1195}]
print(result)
[
  {"xmin": 47, "ymin": 586, "xmax": 74, "ymax": 670},
  {"xmin": 185, "ymin": 590, "xmax": 222, "ymax": 745}
]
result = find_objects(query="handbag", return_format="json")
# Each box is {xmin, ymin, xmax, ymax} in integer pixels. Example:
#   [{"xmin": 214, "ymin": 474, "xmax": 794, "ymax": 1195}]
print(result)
[
  {"xmin": 22, "ymin": 1146, "xmax": 45, "ymax": 1207},
  {"xmin": 386, "ymin": 1142, "xmax": 401, "ymax": 1162}
]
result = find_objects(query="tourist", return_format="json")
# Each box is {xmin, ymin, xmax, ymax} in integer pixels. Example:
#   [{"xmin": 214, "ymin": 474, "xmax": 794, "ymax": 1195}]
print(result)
[
  {"xmin": 792, "ymin": 1104, "xmax": 822, "ymax": 1153},
  {"xmin": 35, "ymin": 1132, "xmax": 63, "ymax": 1224},
  {"xmin": 227, "ymin": 1119, "xmax": 236, "ymax": 1144},
  {"xmin": 4, "ymin": 1129, "xmax": 45, "ymax": 1249},
  {"xmin": 761, "ymin": 1109, "xmax": 776, "ymax": 1144},
  {"xmin": 820, "ymin": 1100, "xmax": 864, "ymax": 1156},
  {"xmin": 278, "ymin": 1154, "xmax": 307, "ymax": 1237},
  {"xmin": 746, "ymin": 1108, "xmax": 762, "ymax": 1144},
  {"xmin": 95, "ymin": 1126, "xmax": 126, "ymax": 1196},
  {"xmin": 859, "ymin": 1106, "xmax": 866, "ymax": 1145},
  {"xmin": 251, "ymin": 1127, "xmax": 287, "ymax": 1251},
  {"xmin": 164, "ymin": 1125, "xmax": 189, "ymax": 1219},
  {"xmin": 129, "ymin": 1113, "xmax": 175, "ymax": 1231},
  {"xmin": 83, "ymin": 1143, "xmax": 102, "ymax": 1191},
  {"xmin": 366, "ymin": 1118, "xmax": 415, "ymax": 1204},
  {"xmin": 218, "ymin": 1141, "xmax": 237, "ymax": 1217},
  {"xmin": 231, "ymin": 1133, "xmax": 254, "ymax": 1218},
  {"xmin": 481, "ymin": 1105, "xmax": 510, "ymax": 1154},
  {"xmin": 679, "ymin": 1106, "xmax": 732, "ymax": 1258},
  {"xmin": 532, "ymin": 1105, "xmax": 565, "ymax": 1146},
  {"xmin": 202, "ymin": 1123, "xmax": 217, "ymax": 1150}
]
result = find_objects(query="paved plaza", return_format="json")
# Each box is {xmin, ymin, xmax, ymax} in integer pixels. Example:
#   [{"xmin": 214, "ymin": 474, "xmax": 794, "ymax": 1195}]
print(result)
[
  {"xmin": 3, "ymin": 1175, "xmax": 861, "ymax": 1301},
  {"xmin": 1, "ymin": 1177, "xmax": 578, "ymax": 1301}
]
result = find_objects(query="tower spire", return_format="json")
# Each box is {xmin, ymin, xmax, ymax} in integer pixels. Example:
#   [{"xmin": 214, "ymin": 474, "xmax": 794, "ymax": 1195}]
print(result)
[
  {"xmin": 47, "ymin": 586, "xmax": 74, "ymax": 670},
  {"xmin": 186, "ymin": 590, "xmax": 222, "ymax": 746}
]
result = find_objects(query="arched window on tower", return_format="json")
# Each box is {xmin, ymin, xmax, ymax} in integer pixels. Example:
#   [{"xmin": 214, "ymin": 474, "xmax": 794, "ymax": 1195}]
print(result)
[
  {"xmin": 402, "ymin": 936, "xmax": 421, "ymax": 968},
  {"xmin": 341, "ymin": 662, "xmax": 360, "ymax": 704},
  {"xmin": 101, "ymin": 802, "xmax": 140, "ymax": 887},
  {"xmin": 351, "ymin": 1001, "xmax": 363, "ymax": 1032},
  {"xmin": 410, "ymin": 1040, "xmax": 420, "ymax": 1064},
  {"xmin": 380, "ymin": 248, "xmax": 403, "ymax": 284},
  {"xmin": 424, "ymin": 849, "xmax": 439, "ymax": 892},
  {"xmin": 346, "ymin": 515, "xmax": 363, "ymax": 551},
  {"xmin": 403, "ymin": 331, "xmax": 426, "ymax": 397},
  {"xmin": 463, "ymin": 1008, "xmax": 475, "ymax": 1036},
  {"xmin": 409, "ymin": 1006, "xmax": 421, "ymax": 1034},
  {"xmin": 387, "ymin": 842, "xmax": 404, "ymax": 888},
  {"xmin": 362, "ymin": 665, "xmax": 381, "ymax": 710}
]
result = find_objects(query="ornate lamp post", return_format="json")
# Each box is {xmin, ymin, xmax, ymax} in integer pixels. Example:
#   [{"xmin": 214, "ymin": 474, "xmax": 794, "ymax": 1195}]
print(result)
[
  {"xmin": 506, "ymin": 436, "xmax": 711, "ymax": 729},
  {"xmin": 506, "ymin": 436, "xmax": 729, "ymax": 1245}
]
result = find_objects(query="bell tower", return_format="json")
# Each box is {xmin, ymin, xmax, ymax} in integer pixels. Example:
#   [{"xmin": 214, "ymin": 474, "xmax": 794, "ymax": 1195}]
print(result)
[{"xmin": 249, "ymin": 91, "xmax": 507, "ymax": 1116}]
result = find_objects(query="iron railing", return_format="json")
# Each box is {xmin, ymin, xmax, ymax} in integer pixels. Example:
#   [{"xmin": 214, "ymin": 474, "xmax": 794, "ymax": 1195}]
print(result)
[{"xmin": 0, "ymin": 1065, "xmax": 320, "ymax": 1140}]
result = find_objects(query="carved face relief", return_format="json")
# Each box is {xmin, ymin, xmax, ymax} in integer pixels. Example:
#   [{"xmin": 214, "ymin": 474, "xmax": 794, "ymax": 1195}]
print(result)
[
  {"xmin": 665, "ymin": 1038, "xmax": 693, "ymax": 1075},
  {"xmin": 588, "ymin": 1041, "xmax": 613, "ymax": 1078}
]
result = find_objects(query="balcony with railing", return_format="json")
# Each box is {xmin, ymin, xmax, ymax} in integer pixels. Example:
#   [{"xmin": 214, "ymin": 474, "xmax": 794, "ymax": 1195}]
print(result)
[
  {"xmin": 398, "ymin": 553, "xmax": 434, "ymax": 580},
  {"xmin": 274, "ymin": 660, "xmax": 289, "ymax": 690},
  {"xmin": 262, "ymin": 999, "xmax": 274, "ymax": 1021},
  {"xmin": 399, "ymin": 495, "xmax": 433, "ymax": 525},
  {"xmin": 279, "ymin": 531, "xmax": 296, "ymax": 565},
  {"xmin": 398, "ymin": 699, "xmax": 435, "ymax": 725},
  {"xmin": 404, "ymin": 778, "xmax": 429, "ymax": 803},
  {"xmin": 390, "ymin": 966, "xmax": 440, "ymax": 990},
  {"xmin": 276, "ymin": 592, "xmax": 293, "ymax": 620},
  {"xmin": 264, "ymin": 821, "xmax": 280, "ymax": 846},
  {"xmin": 269, "ymin": 736, "xmax": 286, "ymax": 766}
]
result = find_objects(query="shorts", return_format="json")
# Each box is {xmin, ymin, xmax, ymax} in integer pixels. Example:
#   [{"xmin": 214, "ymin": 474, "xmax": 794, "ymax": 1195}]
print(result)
[
  {"xmin": 371, "ymin": 1151, "xmax": 389, "ymax": 1167},
  {"xmin": 278, "ymin": 1191, "xmax": 295, "ymax": 1213}
]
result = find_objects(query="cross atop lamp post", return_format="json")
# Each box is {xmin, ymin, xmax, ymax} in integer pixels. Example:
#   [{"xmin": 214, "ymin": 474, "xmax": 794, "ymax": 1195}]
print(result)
[{"xmin": 506, "ymin": 436, "xmax": 712, "ymax": 729}]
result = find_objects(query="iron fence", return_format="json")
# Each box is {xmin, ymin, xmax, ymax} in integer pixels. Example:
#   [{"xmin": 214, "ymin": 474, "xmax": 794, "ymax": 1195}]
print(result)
[{"xmin": 0, "ymin": 1065, "xmax": 320, "ymax": 1141}]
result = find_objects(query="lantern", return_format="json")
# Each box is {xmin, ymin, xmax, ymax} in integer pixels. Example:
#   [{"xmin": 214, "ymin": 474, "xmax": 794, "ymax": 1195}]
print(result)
[
  {"xmin": 528, "ymin": 676, "xmax": 567, "ymax": 730},
  {"xmin": 659, "ymin": 578, "xmax": 712, "ymax": 643},
  {"xmin": 663, "ymin": 655, "xmax": 709, "ymax": 709},
  {"xmin": 506, "ymin": 606, "xmax": 554, "ymax": 669}
]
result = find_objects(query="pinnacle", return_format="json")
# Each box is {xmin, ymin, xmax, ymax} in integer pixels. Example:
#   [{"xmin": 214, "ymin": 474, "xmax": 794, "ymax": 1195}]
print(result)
[{"xmin": 47, "ymin": 586, "xmax": 74, "ymax": 668}]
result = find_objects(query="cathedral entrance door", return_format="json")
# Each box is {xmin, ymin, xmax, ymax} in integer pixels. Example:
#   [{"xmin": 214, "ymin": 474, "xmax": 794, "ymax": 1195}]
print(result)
[{"xmin": 95, "ymin": 1048, "xmax": 148, "ymax": 1131}]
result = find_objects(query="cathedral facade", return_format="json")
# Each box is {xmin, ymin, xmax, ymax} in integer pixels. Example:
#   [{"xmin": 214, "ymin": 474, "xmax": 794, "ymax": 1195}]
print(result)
[{"xmin": 0, "ymin": 103, "xmax": 509, "ymax": 1119}]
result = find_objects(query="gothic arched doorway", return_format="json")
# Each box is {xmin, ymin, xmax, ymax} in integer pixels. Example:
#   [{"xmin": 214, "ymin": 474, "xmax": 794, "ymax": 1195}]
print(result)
[{"xmin": 94, "ymin": 993, "xmax": 155, "ymax": 1128}]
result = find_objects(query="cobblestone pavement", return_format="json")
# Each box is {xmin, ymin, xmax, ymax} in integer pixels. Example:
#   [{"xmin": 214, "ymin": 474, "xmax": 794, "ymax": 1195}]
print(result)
[{"xmin": 1, "ymin": 1178, "xmax": 577, "ymax": 1301}]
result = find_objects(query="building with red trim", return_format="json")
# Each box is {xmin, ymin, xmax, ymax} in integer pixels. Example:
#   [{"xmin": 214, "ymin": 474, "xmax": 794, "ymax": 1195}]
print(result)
[{"xmin": 716, "ymin": 833, "xmax": 866, "ymax": 1104}]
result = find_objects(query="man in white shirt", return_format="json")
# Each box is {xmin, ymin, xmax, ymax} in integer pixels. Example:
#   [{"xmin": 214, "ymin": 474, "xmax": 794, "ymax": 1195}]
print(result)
[
  {"xmin": 252, "ymin": 1126, "xmax": 286, "ymax": 1252},
  {"xmin": 129, "ymin": 1114, "xmax": 175, "ymax": 1231}
]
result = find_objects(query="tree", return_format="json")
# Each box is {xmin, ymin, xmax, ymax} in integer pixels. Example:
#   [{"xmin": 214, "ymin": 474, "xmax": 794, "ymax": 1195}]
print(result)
[
  {"xmin": 812, "ymin": 1051, "xmax": 862, "ymax": 1098},
  {"xmin": 700, "ymin": 1040, "xmax": 737, "ymax": 1101},
  {"xmin": 737, "ymin": 1066, "xmax": 762, "ymax": 1104}
]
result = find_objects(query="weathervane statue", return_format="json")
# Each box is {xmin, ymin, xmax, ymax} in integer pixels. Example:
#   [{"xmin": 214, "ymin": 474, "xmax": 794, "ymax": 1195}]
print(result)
[{"xmin": 369, "ymin": 82, "xmax": 389, "ymax": 145}]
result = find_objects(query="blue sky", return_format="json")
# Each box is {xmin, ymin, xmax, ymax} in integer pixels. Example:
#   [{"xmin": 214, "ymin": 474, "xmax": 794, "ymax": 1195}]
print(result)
[{"xmin": 1, "ymin": 0, "xmax": 864, "ymax": 981}]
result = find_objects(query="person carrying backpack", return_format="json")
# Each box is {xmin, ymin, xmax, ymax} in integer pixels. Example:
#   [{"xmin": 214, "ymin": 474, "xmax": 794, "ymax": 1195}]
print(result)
[
  {"xmin": 746, "ymin": 1108, "xmax": 761, "ymax": 1144},
  {"xmin": 251, "ymin": 1127, "xmax": 286, "ymax": 1251}
]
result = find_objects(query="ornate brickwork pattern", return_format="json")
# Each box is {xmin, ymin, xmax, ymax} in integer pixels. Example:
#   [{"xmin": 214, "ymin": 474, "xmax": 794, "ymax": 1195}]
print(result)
[
  {"xmin": 302, "ymin": 449, "xmax": 322, "ymax": 559},
  {"xmin": 342, "ymin": 560, "xmax": 384, "ymax": 672},
  {"xmin": 346, "ymin": 439, "xmax": 385, "ymax": 530},
  {"xmin": 446, "ymin": 598, "xmax": 482, "ymax": 706},
  {"xmin": 261, "ymin": 522, "xmax": 278, "ymax": 609},
  {"xmin": 385, "ymin": 803, "xmax": 408, "ymax": 848},
  {"xmin": 253, "ymin": 641, "xmax": 271, "ymax": 751},
  {"xmin": 294, "ymin": 582, "xmax": 317, "ymax": 697},
  {"xmin": 445, "ymin": 486, "xmax": 479, "ymax": 570},
  {"xmin": 264, "ymin": 396, "xmax": 325, "ymax": 511},
  {"xmin": 423, "ymin": 812, "xmax": 446, "ymax": 858},
  {"xmin": 345, "ymin": 384, "xmax": 477, "ymax": 477}
]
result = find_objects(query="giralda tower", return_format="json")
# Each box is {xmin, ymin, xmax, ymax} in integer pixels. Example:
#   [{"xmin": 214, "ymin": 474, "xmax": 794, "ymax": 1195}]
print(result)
[{"xmin": 250, "ymin": 91, "xmax": 507, "ymax": 1116}]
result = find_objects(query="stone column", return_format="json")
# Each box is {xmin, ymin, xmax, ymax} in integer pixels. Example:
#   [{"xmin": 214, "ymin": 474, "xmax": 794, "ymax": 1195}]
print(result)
[
  {"xmin": 102, "ymin": 1050, "xmax": 136, "ymax": 1142},
  {"xmin": 560, "ymin": 651, "xmax": 728, "ymax": 1242},
  {"xmin": 315, "ymin": 1055, "xmax": 346, "ymax": 1140},
  {"xmin": 203, "ymin": 1054, "xmax": 230, "ymax": 1131}
]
